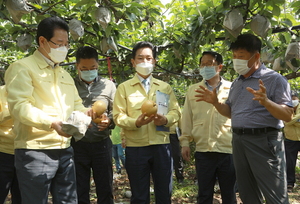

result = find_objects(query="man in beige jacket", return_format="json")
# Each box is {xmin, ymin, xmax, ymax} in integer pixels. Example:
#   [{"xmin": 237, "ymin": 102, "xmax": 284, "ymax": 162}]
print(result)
[{"xmin": 180, "ymin": 51, "xmax": 236, "ymax": 204}]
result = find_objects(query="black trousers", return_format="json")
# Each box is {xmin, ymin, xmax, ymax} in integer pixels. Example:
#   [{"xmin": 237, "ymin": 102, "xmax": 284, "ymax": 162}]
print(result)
[
  {"xmin": 0, "ymin": 152, "xmax": 21, "ymax": 204},
  {"xmin": 284, "ymin": 139, "xmax": 300, "ymax": 186},
  {"xmin": 169, "ymin": 134, "xmax": 184, "ymax": 181},
  {"xmin": 72, "ymin": 137, "xmax": 113, "ymax": 204}
]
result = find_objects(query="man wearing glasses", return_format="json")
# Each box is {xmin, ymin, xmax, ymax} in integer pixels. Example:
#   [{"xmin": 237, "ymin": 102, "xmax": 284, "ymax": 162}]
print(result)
[
  {"xmin": 4, "ymin": 17, "xmax": 92, "ymax": 204},
  {"xmin": 180, "ymin": 51, "xmax": 236, "ymax": 204},
  {"xmin": 72, "ymin": 46, "xmax": 116, "ymax": 204}
]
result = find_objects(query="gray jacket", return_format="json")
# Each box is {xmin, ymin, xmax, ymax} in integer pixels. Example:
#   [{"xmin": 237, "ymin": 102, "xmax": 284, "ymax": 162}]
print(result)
[{"xmin": 74, "ymin": 75, "xmax": 116, "ymax": 142}]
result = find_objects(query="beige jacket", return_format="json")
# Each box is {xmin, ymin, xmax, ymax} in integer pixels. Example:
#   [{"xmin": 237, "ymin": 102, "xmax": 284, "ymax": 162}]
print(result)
[{"xmin": 180, "ymin": 79, "xmax": 233, "ymax": 153}]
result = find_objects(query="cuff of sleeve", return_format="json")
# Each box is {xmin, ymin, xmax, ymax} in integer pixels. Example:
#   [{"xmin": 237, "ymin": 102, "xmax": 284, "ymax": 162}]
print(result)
[{"xmin": 179, "ymin": 138, "xmax": 190, "ymax": 147}]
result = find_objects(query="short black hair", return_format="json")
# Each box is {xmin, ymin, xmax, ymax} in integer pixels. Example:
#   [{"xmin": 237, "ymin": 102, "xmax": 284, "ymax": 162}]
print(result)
[
  {"xmin": 200, "ymin": 51, "xmax": 223, "ymax": 65},
  {"xmin": 291, "ymin": 90, "xmax": 299, "ymax": 98},
  {"xmin": 76, "ymin": 46, "xmax": 99, "ymax": 63},
  {"xmin": 36, "ymin": 16, "xmax": 69, "ymax": 46},
  {"xmin": 230, "ymin": 33, "xmax": 262, "ymax": 53},
  {"xmin": 132, "ymin": 41, "xmax": 156, "ymax": 59}
]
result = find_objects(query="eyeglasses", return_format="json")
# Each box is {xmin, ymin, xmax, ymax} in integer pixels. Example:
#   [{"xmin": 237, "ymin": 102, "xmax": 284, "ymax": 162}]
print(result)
[
  {"xmin": 49, "ymin": 40, "xmax": 70, "ymax": 49},
  {"xmin": 199, "ymin": 63, "xmax": 217, "ymax": 69}
]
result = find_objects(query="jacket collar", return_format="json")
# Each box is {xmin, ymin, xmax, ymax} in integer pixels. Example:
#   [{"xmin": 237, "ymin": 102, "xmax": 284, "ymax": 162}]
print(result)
[
  {"xmin": 130, "ymin": 73, "xmax": 160, "ymax": 87},
  {"xmin": 34, "ymin": 50, "xmax": 61, "ymax": 69}
]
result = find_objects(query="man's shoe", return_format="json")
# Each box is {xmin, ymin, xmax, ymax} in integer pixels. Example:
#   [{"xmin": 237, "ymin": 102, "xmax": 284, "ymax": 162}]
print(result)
[
  {"xmin": 287, "ymin": 185, "xmax": 293, "ymax": 193},
  {"xmin": 177, "ymin": 178, "xmax": 184, "ymax": 184}
]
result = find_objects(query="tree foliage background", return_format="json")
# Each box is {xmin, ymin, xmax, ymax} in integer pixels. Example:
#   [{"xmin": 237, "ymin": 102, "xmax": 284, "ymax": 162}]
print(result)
[{"xmin": 1, "ymin": 0, "xmax": 300, "ymax": 103}]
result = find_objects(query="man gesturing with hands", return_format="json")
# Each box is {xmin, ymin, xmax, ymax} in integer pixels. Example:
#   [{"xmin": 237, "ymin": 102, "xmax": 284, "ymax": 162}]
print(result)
[{"xmin": 195, "ymin": 34, "xmax": 293, "ymax": 204}]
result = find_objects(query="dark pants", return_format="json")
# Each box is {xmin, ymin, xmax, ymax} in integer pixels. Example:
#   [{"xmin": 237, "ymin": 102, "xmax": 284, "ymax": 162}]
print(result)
[
  {"xmin": 72, "ymin": 137, "xmax": 113, "ymax": 204},
  {"xmin": 169, "ymin": 134, "xmax": 184, "ymax": 181},
  {"xmin": 194, "ymin": 152, "xmax": 236, "ymax": 204},
  {"xmin": 232, "ymin": 131, "xmax": 288, "ymax": 204},
  {"xmin": 284, "ymin": 139, "xmax": 300, "ymax": 187},
  {"xmin": 0, "ymin": 152, "xmax": 21, "ymax": 204},
  {"xmin": 126, "ymin": 144, "xmax": 173, "ymax": 204},
  {"xmin": 15, "ymin": 147, "xmax": 77, "ymax": 204}
]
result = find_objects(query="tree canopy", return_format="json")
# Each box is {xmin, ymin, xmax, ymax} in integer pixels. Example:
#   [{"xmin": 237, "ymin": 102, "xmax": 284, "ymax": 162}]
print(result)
[{"xmin": 1, "ymin": 0, "xmax": 300, "ymax": 95}]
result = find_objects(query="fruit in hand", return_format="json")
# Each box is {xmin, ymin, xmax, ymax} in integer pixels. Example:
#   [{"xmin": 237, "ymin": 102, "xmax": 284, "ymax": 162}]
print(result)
[
  {"xmin": 141, "ymin": 100, "xmax": 157, "ymax": 117},
  {"xmin": 92, "ymin": 100, "xmax": 107, "ymax": 117}
]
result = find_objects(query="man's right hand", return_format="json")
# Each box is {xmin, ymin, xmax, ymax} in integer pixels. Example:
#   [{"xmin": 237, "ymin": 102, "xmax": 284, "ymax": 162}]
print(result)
[
  {"xmin": 194, "ymin": 86, "xmax": 218, "ymax": 105},
  {"xmin": 181, "ymin": 146, "xmax": 191, "ymax": 162},
  {"xmin": 51, "ymin": 121, "xmax": 71, "ymax": 138},
  {"xmin": 135, "ymin": 113, "xmax": 155, "ymax": 128}
]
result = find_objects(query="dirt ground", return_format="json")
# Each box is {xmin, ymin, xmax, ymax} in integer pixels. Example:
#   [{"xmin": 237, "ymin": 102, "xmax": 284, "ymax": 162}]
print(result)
[{"xmin": 5, "ymin": 168, "xmax": 300, "ymax": 204}]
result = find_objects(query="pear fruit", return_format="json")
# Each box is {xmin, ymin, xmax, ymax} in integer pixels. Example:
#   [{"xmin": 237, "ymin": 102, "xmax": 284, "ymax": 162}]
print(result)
[
  {"xmin": 92, "ymin": 100, "xmax": 107, "ymax": 123},
  {"xmin": 141, "ymin": 100, "xmax": 157, "ymax": 117}
]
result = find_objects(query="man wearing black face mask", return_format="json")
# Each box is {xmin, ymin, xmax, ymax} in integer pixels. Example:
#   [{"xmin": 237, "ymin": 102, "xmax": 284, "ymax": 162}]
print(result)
[
  {"xmin": 180, "ymin": 51, "xmax": 236, "ymax": 204},
  {"xmin": 195, "ymin": 33, "xmax": 293, "ymax": 204},
  {"xmin": 72, "ymin": 46, "xmax": 116, "ymax": 204}
]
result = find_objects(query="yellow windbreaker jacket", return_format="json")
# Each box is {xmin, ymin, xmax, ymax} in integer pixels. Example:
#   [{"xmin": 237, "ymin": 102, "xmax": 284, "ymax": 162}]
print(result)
[
  {"xmin": 180, "ymin": 79, "xmax": 233, "ymax": 153},
  {"xmin": 113, "ymin": 74, "xmax": 181, "ymax": 147},
  {"xmin": 0, "ymin": 85, "xmax": 14, "ymax": 154},
  {"xmin": 5, "ymin": 50, "xmax": 87, "ymax": 149}
]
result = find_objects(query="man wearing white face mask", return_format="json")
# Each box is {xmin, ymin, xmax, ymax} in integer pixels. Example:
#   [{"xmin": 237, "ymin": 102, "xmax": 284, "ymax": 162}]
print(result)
[
  {"xmin": 180, "ymin": 51, "xmax": 236, "ymax": 204},
  {"xmin": 195, "ymin": 33, "xmax": 293, "ymax": 204},
  {"xmin": 4, "ymin": 17, "xmax": 93, "ymax": 204},
  {"xmin": 72, "ymin": 46, "xmax": 116, "ymax": 204},
  {"xmin": 113, "ymin": 41, "xmax": 181, "ymax": 204},
  {"xmin": 284, "ymin": 91, "xmax": 300, "ymax": 193}
]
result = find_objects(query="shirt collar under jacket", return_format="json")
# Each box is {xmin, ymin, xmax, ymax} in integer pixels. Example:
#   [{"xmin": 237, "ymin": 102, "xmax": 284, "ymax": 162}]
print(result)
[
  {"xmin": 38, "ymin": 50, "xmax": 57, "ymax": 68},
  {"xmin": 205, "ymin": 77, "xmax": 223, "ymax": 92},
  {"xmin": 137, "ymin": 74, "xmax": 152, "ymax": 85}
]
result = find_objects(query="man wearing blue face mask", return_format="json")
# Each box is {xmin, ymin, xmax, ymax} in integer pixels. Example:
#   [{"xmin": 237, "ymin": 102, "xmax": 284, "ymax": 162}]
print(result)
[
  {"xmin": 72, "ymin": 46, "xmax": 116, "ymax": 204},
  {"xmin": 195, "ymin": 34, "xmax": 293, "ymax": 204},
  {"xmin": 180, "ymin": 51, "xmax": 236, "ymax": 204}
]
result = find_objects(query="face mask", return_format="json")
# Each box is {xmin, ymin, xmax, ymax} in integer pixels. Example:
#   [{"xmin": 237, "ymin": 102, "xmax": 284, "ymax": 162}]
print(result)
[
  {"xmin": 46, "ymin": 41, "xmax": 68, "ymax": 63},
  {"xmin": 80, "ymin": 70, "xmax": 98, "ymax": 82},
  {"xmin": 292, "ymin": 100, "xmax": 299, "ymax": 107},
  {"xmin": 199, "ymin": 66, "xmax": 217, "ymax": 80},
  {"xmin": 135, "ymin": 62, "xmax": 153, "ymax": 76},
  {"xmin": 232, "ymin": 54, "xmax": 255, "ymax": 75}
]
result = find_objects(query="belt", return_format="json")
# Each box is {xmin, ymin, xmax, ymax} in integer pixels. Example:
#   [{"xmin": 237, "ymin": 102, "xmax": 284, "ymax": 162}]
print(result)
[{"xmin": 232, "ymin": 127, "xmax": 279, "ymax": 135}]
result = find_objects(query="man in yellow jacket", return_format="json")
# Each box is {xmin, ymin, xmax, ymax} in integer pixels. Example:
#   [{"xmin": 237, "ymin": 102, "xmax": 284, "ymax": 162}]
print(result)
[
  {"xmin": 5, "ymin": 17, "xmax": 90, "ymax": 204},
  {"xmin": 180, "ymin": 51, "xmax": 236, "ymax": 204},
  {"xmin": 113, "ymin": 41, "xmax": 181, "ymax": 204},
  {"xmin": 0, "ymin": 85, "xmax": 21, "ymax": 203},
  {"xmin": 284, "ymin": 91, "xmax": 300, "ymax": 192}
]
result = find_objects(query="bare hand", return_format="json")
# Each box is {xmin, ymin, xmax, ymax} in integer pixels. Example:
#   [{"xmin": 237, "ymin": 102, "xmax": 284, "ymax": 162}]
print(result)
[
  {"xmin": 121, "ymin": 138, "xmax": 126, "ymax": 148},
  {"xmin": 135, "ymin": 113, "xmax": 155, "ymax": 127},
  {"xmin": 86, "ymin": 108, "xmax": 96, "ymax": 120},
  {"xmin": 246, "ymin": 79, "xmax": 269, "ymax": 106},
  {"xmin": 153, "ymin": 113, "xmax": 168, "ymax": 126},
  {"xmin": 194, "ymin": 85, "xmax": 218, "ymax": 105},
  {"xmin": 181, "ymin": 146, "xmax": 190, "ymax": 162},
  {"xmin": 96, "ymin": 114, "xmax": 110, "ymax": 131},
  {"xmin": 51, "ymin": 121, "xmax": 71, "ymax": 138}
]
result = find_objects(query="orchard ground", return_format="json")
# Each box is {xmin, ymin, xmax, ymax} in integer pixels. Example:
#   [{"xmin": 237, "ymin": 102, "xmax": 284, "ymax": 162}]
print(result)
[{"xmin": 5, "ymin": 162, "xmax": 300, "ymax": 204}]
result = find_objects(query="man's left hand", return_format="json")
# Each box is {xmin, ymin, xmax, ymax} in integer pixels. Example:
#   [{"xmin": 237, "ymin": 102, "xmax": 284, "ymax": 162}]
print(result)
[
  {"xmin": 96, "ymin": 114, "xmax": 110, "ymax": 131},
  {"xmin": 153, "ymin": 113, "xmax": 168, "ymax": 126},
  {"xmin": 246, "ymin": 79, "xmax": 269, "ymax": 106}
]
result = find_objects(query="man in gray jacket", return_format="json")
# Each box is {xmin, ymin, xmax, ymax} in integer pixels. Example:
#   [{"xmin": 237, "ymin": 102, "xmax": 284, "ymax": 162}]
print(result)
[{"xmin": 72, "ymin": 46, "xmax": 116, "ymax": 204}]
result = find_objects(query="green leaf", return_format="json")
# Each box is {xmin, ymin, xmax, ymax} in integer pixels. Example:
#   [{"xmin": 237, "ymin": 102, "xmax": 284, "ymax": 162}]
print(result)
[{"xmin": 74, "ymin": 0, "xmax": 91, "ymax": 8}]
